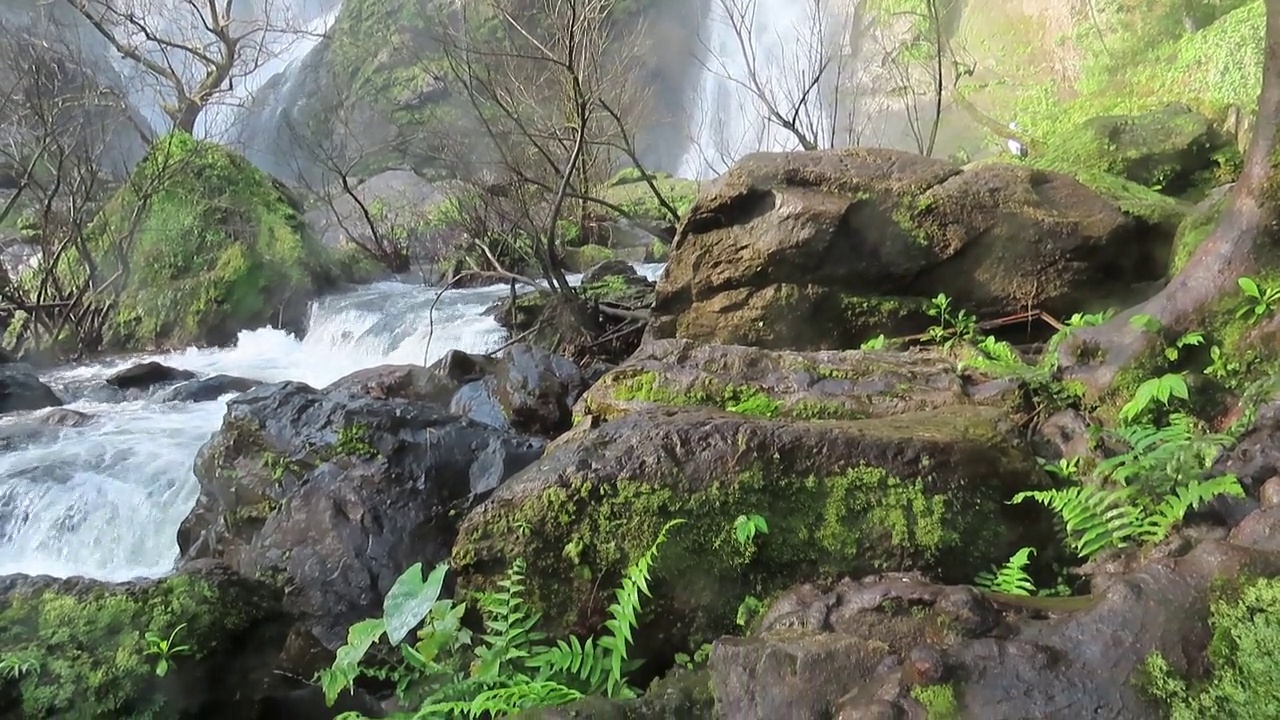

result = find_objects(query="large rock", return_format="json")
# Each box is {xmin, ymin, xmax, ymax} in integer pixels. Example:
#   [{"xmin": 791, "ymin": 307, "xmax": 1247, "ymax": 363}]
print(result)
[
  {"xmin": 707, "ymin": 518, "xmax": 1280, "ymax": 720},
  {"xmin": 0, "ymin": 366, "xmax": 61, "ymax": 415},
  {"xmin": 105, "ymin": 361, "xmax": 197, "ymax": 391},
  {"xmin": 97, "ymin": 133, "xmax": 336, "ymax": 351},
  {"xmin": 649, "ymin": 148, "xmax": 1161, "ymax": 350},
  {"xmin": 177, "ymin": 379, "xmax": 546, "ymax": 675},
  {"xmin": 452, "ymin": 399, "xmax": 1050, "ymax": 658},
  {"xmin": 577, "ymin": 338, "xmax": 1022, "ymax": 422},
  {"xmin": 0, "ymin": 560, "xmax": 291, "ymax": 719},
  {"xmin": 327, "ymin": 344, "xmax": 585, "ymax": 436},
  {"xmin": 1079, "ymin": 103, "xmax": 1237, "ymax": 195}
]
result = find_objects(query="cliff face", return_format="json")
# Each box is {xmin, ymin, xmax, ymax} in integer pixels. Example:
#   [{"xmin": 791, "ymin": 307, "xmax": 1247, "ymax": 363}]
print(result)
[{"xmin": 234, "ymin": 0, "xmax": 710, "ymax": 184}]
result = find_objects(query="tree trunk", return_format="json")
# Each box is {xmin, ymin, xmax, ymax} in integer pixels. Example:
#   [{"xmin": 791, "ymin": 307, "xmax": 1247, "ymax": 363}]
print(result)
[
  {"xmin": 1060, "ymin": 0, "xmax": 1280, "ymax": 394},
  {"xmin": 172, "ymin": 102, "xmax": 203, "ymax": 136}
]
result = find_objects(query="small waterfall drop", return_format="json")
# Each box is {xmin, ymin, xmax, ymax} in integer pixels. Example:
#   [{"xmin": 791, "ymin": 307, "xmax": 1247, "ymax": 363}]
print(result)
[
  {"xmin": 0, "ymin": 267, "xmax": 664, "ymax": 582},
  {"xmin": 678, "ymin": 0, "xmax": 847, "ymax": 179}
]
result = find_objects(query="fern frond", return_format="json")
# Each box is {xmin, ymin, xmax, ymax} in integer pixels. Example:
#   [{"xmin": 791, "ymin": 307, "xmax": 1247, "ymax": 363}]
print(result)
[
  {"xmin": 1136, "ymin": 474, "xmax": 1245, "ymax": 543},
  {"xmin": 974, "ymin": 546, "xmax": 1037, "ymax": 596},
  {"xmin": 1011, "ymin": 487, "xmax": 1141, "ymax": 559}
]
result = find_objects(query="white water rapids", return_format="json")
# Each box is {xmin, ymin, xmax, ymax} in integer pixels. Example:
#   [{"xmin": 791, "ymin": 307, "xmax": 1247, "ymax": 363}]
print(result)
[{"xmin": 0, "ymin": 266, "xmax": 664, "ymax": 582}]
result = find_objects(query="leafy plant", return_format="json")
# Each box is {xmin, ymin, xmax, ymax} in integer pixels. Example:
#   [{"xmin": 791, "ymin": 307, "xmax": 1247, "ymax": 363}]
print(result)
[
  {"xmin": 974, "ymin": 547, "xmax": 1038, "ymax": 596},
  {"xmin": 1041, "ymin": 457, "xmax": 1081, "ymax": 482},
  {"xmin": 732, "ymin": 513, "xmax": 769, "ymax": 549},
  {"xmin": 1118, "ymin": 373, "xmax": 1190, "ymax": 422},
  {"xmin": 1236, "ymin": 276, "xmax": 1280, "ymax": 322},
  {"xmin": 1165, "ymin": 331, "xmax": 1205, "ymax": 362},
  {"xmin": 142, "ymin": 623, "xmax": 193, "ymax": 677},
  {"xmin": 0, "ymin": 654, "xmax": 40, "ymax": 680},
  {"xmin": 1010, "ymin": 475, "xmax": 1243, "ymax": 560},
  {"xmin": 735, "ymin": 595, "xmax": 764, "ymax": 629},
  {"xmin": 924, "ymin": 293, "xmax": 978, "ymax": 347},
  {"xmin": 673, "ymin": 643, "xmax": 712, "ymax": 670},
  {"xmin": 1205, "ymin": 344, "xmax": 1241, "ymax": 382},
  {"xmin": 860, "ymin": 334, "xmax": 888, "ymax": 350},
  {"xmin": 322, "ymin": 520, "xmax": 685, "ymax": 718}
]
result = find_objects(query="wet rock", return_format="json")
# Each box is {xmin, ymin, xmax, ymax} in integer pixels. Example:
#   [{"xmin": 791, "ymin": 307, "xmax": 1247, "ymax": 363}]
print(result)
[
  {"xmin": 177, "ymin": 379, "xmax": 546, "ymax": 677},
  {"xmin": 325, "ymin": 350, "xmax": 496, "ymax": 404},
  {"xmin": 156, "ymin": 374, "xmax": 261, "ymax": 403},
  {"xmin": 452, "ymin": 404, "xmax": 1050, "ymax": 660},
  {"xmin": 36, "ymin": 407, "xmax": 93, "ymax": 427},
  {"xmin": 0, "ymin": 367, "xmax": 61, "ymax": 415},
  {"xmin": 650, "ymin": 148, "xmax": 1160, "ymax": 350},
  {"xmin": 578, "ymin": 339, "xmax": 1019, "ymax": 422},
  {"xmin": 105, "ymin": 361, "xmax": 197, "ymax": 391},
  {"xmin": 1032, "ymin": 409, "xmax": 1098, "ymax": 463},
  {"xmin": 711, "ymin": 533, "xmax": 1280, "ymax": 720},
  {"xmin": 492, "ymin": 343, "xmax": 587, "ymax": 436},
  {"xmin": 0, "ymin": 560, "xmax": 290, "ymax": 718}
]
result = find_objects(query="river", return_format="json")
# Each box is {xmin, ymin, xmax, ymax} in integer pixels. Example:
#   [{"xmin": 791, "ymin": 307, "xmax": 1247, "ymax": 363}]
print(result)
[{"xmin": 0, "ymin": 265, "xmax": 663, "ymax": 582}]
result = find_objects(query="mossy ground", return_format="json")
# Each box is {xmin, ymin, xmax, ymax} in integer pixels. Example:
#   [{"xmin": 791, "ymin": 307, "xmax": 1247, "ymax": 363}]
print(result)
[
  {"xmin": 0, "ymin": 573, "xmax": 274, "ymax": 719},
  {"xmin": 597, "ymin": 368, "xmax": 866, "ymax": 421},
  {"xmin": 90, "ymin": 132, "xmax": 329, "ymax": 350},
  {"xmin": 1141, "ymin": 574, "xmax": 1280, "ymax": 717},
  {"xmin": 599, "ymin": 173, "xmax": 699, "ymax": 224}
]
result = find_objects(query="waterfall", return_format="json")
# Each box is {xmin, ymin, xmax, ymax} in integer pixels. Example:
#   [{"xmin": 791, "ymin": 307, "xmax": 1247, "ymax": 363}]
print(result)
[
  {"xmin": 0, "ymin": 266, "xmax": 665, "ymax": 582},
  {"xmin": 679, "ymin": 0, "xmax": 843, "ymax": 179},
  {"xmin": 95, "ymin": 0, "xmax": 344, "ymax": 141}
]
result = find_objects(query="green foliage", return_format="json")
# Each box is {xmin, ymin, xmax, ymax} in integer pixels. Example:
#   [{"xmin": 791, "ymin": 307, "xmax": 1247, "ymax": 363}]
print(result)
[
  {"xmin": 1118, "ymin": 373, "xmax": 1190, "ymax": 422},
  {"xmin": 334, "ymin": 424, "xmax": 378, "ymax": 459},
  {"xmin": 141, "ymin": 624, "xmax": 192, "ymax": 678},
  {"xmin": 0, "ymin": 572, "xmax": 270, "ymax": 719},
  {"xmin": 732, "ymin": 514, "xmax": 769, "ymax": 550},
  {"xmin": 1142, "ymin": 575, "xmax": 1280, "ymax": 717},
  {"xmin": 1235, "ymin": 276, "xmax": 1280, "ymax": 322},
  {"xmin": 910, "ymin": 683, "xmax": 960, "ymax": 719},
  {"xmin": 1011, "ymin": 474, "xmax": 1242, "ymax": 560},
  {"xmin": 860, "ymin": 334, "xmax": 889, "ymax": 350},
  {"xmin": 923, "ymin": 293, "xmax": 977, "ymax": 348},
  {"xmin": 96, "ymin": 132, "xmax": 327, "ymax": 350},
  {"xmin": 322, "ymin": 520, "xmax": 684, "ymax": 718},
  {"xmin": 598, "ymin": 176, "xmax": 699, "ymax": 223},
  {"xmin": 974, "ymin": 547, "xmax": 1038, "ymax": 596}
]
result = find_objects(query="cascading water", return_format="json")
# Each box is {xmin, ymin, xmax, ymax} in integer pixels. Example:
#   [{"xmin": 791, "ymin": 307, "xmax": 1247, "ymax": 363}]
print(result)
[
  {"xmin": 0, "ymin": 266, "xmax": 665, "ymax": 582},
  {"xmin": 679, "ymin": 0, "xmax": 838, "ymax": 179}
]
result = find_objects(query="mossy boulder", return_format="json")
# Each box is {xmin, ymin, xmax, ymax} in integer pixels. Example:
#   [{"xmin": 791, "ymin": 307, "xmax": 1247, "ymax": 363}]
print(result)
[
  {"xmin": 95, "ymin": 133, "xmax": 334, "ymax": 351},
  {"xmin": 0, "ymin": 561, "xmax": 290, "ymax": 719},
  {"xmin": 577, "ymin": 338, "xmax": 1022, "ymax": 423},
  {"xmin": 1078, "ymin": 103, "xmax": 1238, "ymax": 196},
  {"xmin": 650, "ymin": 148, "xmax": 1164, "ymax": 351},
  {"xmin": 451, "ymin": 402, "xmax": 1051, "ymax": 658}
]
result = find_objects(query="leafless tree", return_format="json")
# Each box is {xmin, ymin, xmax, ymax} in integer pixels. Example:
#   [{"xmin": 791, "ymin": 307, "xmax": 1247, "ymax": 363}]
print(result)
[
  {"xmin": 0, "ymin": 21, "xmax": 172, "ymax": 357},
  {"xmin": 867, "ymin": 0, "xmax": 953, "ymax": 157},
  {"xmin": 435, "ymin": 0, "xmax": 677, "ymax": 292},
  {"xmin": 65, "ymin": 0, "xmax": 307, "ymax": 138},
  {"xmin": 681, "ymin": 0, "xmax": 870, "ymax": 177}
]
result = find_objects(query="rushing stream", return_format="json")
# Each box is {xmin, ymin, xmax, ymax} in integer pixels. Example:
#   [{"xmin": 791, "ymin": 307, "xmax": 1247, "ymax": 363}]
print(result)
[{"xmin": 0, "ymin": 266, "xmax": 663, "ymax": 582}]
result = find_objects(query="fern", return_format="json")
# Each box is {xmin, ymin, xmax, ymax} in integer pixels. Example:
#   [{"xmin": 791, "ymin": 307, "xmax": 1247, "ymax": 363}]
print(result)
[
  {"xmin": 472, "ymin": 558, "xmax": 545, "ymax": 679},
  {"xmin": 1136, "ymin": 475, "xmax": 1245, "ymax": 543},
  {"xmin": 1012, "ymin": 487, "xmax": 1143, "ymax": 558},
  {"xmin": 975, "ymin": 547, "xmax": 1038, "ymax": 596}
]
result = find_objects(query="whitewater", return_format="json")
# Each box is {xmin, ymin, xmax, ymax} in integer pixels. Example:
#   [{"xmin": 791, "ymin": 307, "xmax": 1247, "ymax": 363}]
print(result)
[{"xmin": 0, "ymin": 266, "xmax": 663, "ymax": 582}]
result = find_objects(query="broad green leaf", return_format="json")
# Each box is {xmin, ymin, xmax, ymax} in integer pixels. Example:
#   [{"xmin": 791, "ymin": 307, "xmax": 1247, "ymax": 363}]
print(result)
[{"xmin": 383, "ymin": 562, "xmax": 449, "ymax": 645}]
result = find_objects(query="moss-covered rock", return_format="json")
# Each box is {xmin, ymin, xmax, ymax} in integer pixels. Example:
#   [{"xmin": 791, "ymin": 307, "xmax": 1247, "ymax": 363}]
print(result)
[
  {"xmin": 0, "ymin": 561, "xmax": 290, "ymax": 719},
  {"xmin": 1077, "ymin": 104, "xmax": 1238, "ymax": 196},
  {"xmin": 94, "ymin": 133, "xmax": 333, "ymax": 350},
  {"xmin": 451, "ymin": 402, "xmax": 1050, "ymax": 658},
  {"xmin": 576, "ymin": 338, "xmax": 1023, "ymax": 423},
  {"xmin": 650, "ymin": 148, "xmax": 1165, "ymax": 350},
  {"xmin": 1170, "ymin": 188, "xmax": 1231, "ymax": 275}
]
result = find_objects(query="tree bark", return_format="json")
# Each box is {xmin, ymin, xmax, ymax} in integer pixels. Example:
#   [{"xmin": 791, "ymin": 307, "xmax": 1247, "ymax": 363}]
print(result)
[{"xmin": 1060, "ymin": 0, "xmax": 1280, "ymax": 393}]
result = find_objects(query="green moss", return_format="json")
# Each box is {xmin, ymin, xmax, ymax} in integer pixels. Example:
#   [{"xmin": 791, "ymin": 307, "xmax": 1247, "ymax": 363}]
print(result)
[
  {"xmin": 839, "ymin": 295, "xmax": 931, "ymax": 335},
  {"xmin": 911, "ymin": 683, "xmax": 961, "ymax": 719},
  {"xmin": 607, "ymin": 370, "xmax": 859, "ymax": 421},
  {"xmin": 0, "ymin": 573, "xmax": 271, "ymax": 719},
  {"xmin": 92, "ymin": 132, "xmax": 329, "ymax": 350},
  {"xmin": 599, "ymin": 176, "xmax": 699, "ymax": 223},
  {"xmin": 1140, "ymin": 574, "xmax": 1280, "ymax": 717},
  {"xmin": 562, "ymin": 245, "xmax": 615, "ymax": 273},
  {"xmin": 1171, "ymin": 195, "xmax": 1228, "ymax": 274},
  {"xmin": 454, "ymin": 461, "xmax": 994, "ymax": 639},
  {"xmin": 333, "ymin": 423, "xmax": 378, "ymax": 459}
]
